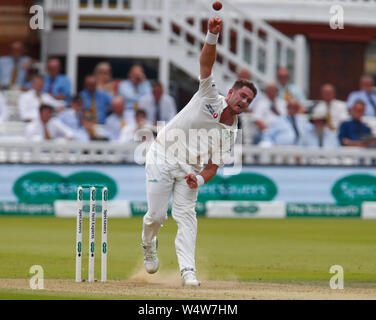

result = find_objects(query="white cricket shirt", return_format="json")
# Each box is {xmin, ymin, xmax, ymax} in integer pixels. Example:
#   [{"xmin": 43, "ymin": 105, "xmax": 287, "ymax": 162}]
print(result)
[{"xmin": 152, "ymin": 75, "xmax": 237, "ymax": 171}]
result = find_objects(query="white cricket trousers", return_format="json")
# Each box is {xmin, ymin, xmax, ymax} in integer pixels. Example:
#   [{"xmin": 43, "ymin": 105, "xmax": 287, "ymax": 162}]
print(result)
[{"xmin": 142, "ymin": 149, "xmax": 199, "ymax": 273}]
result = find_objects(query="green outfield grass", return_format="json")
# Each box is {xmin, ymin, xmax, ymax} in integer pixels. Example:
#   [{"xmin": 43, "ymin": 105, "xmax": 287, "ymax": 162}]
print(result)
[{"xmin": 0, "ymin": 216, "xmax": 376, "ymax": 299}]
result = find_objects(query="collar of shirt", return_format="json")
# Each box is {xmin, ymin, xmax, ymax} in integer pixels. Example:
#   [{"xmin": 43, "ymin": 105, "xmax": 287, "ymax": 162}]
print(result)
[
  {"xmin": 82, "ymin": 90, "xmax": 98, "ymax": 98},
  {"xmin": 217, "ymin": 102, "xmax": 238, "ymax": 132}
]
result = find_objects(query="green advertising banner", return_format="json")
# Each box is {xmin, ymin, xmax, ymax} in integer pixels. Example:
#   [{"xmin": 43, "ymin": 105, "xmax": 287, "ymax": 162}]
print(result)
[
  {"xmin": 286, "ymin": 203, "xmax": 361, "ymax": 218},
  {"xmin": 331, "ymin": 174, "xmax": 376, "ymax": 205},
  {"xmin": 13, "ymin": 171, "xmax": 117, "ymax": 204},
  {"xmin": 1, "ymin": 165, "xmax": 375, "ymax": 218},
  {"xmin": 130, "ymin": 201, "xmax": 206, "ymax": 216},
  {"xmin": 198, "ymin": 172, "xmax": 278, "ymax": 201},
  {"xmin": 0, "ymin": 202, "xmax": 54, "ymax": 216}
]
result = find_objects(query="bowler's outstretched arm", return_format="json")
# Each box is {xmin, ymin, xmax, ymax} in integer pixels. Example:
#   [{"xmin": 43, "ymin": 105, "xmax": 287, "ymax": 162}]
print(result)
[{"xmin": 200, "ymin": 17, "xmax": 222, "ymax": 80}]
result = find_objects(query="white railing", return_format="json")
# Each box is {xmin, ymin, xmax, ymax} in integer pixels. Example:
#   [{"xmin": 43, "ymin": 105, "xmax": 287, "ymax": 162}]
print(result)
[
  {"xmin": 44, "ymin": 0, "xmax": 70, "ymax": 13},
  {"xmin": 43, "ymin": 0, "xmax": 305, "ymax": 91},
  {"xmin": 279, "ymin": 0, "xmax": 376, "ymax": 3},
  {"xmin": 167, "ymin": 0, "xmax": 303, "ymax": 89},
  {"xmin": 234, "ymin": 0, "xmax": 376, "ymax": 26},
  {"xmin": 0, "ymin": 141, "xmax": 137, "ymax": 164},
  {"xmin": 242, "ymin": 145, "xmax": 376, "ymax": 166},
  {"xmin": 1, "ymin": 141, "xmax": 375, "ymax": 166},
  {"xmin": 0, "ymin": 122, "xmax": 26, "ymax": 136},
  {"xmin": 237, "ymin": 0, "xmax": 376, "ymax": 5}
]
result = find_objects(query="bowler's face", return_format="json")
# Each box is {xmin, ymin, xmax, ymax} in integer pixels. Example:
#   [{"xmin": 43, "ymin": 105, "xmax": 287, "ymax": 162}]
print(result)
[{"xmin": 227, "ymin": 86, "xmax": 254, "ymax": 114}]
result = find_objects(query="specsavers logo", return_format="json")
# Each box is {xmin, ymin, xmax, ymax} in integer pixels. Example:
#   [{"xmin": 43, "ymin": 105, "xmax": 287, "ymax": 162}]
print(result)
[
  {"xmin": 13, "ymin": 171, "xmax": 117, "ymax": 203},
  {"xmin": 198, "ymin": 172, "xmax": 278, "ymax": 201},
  {"xmin": 332, "ymin": 174, "xmax": 376, "ymax": 204}
]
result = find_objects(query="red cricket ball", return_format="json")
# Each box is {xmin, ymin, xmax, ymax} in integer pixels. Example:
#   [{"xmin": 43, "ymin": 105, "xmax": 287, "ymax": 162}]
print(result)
[{"xmin": 212, "ymin": 1, "xmax": 222, "ymax": 11}]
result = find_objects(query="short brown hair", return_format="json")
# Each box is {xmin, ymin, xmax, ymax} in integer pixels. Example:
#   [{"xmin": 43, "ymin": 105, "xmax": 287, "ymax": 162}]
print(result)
[
  {"xmin": 352, "ymin": 100, "xmax": 365, "ymax": 108},
  {"xmin": 232, "ymin": 79, "xmax": 257, "ymax": 98},
  {"xmin": 39, "ymin": 104, "xmax": 53, "ymax": 113},
  {"xmin": 136, "ymin": 109, "xmax": 147, "ymax": 117}
]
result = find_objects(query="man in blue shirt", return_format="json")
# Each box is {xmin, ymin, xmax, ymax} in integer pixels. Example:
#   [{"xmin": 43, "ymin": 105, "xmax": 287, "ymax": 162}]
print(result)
[
  {"xmin": 43, "ymin": 58, "xmax": 71, "ymax": 106},
  {"xmin": 58, "ymin": 95, "xmax": 89, "ymax": 142},
  {"xmin": 79, "ymin": 75, "xmax": 112, "ymax": 124},
  {"xmin": 299, "ymin": 109, "xmax": 339, "ymax": 148},
  {"xmin": 104, "ymin": 96, "xmax": 128, "ymax": 141},
  {"xmin": 260, "ymin": 99, "xmax": 310, "ymax": 146},
  {"xmin": 0, "ymin": 41, "xmax": 31, "ymax": 88},
  {"xmin": 339, "ymin": 100, "xmax": 372, "ymax": 147},
  {"xmin": 347, "ymin": 75, "xmax": 376, "ymax": 117},
  {"xmin": 118, "ymin": 64, "xmax": 152, "ymax": 120},
  {"xmin": 277, "ymin": 67, "xmax": 306, "ymax": 107}
]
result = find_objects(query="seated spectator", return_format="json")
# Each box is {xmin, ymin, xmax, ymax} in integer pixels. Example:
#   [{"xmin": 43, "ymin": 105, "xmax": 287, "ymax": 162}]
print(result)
[
  {"xmin": 339, "ymin": 100, "xmax": 372, "ymax": 147},
  {"xmin": 252, "ymin": 82, "xmax": 287, "ymax": 132},
  {"xmin": 18, "ymin": 75, "xmax": 65, "ymax": 122},
  {"xmin": 58, "ymin": 95, "xmax": 89, "ymax": 142},
  {"xmin": 310, "ymin": 83, "xmax": 349, "ymax": 131},
  {"xmin": 299, "ymin": 108, "xmax": 339, "ymax": 148},
  {"xmin": 94, "ymin": 61, "xmax": 117, "ymax": 96},
  {"xmin": 0, "ymin": 41, "xmax": 32, "ymax": 89},
  {"xmin": 119, "ymin": 109, "xmax": 155, "ymax": 144},
  {"xmin": 260, "ymin": 99, "xmax": 310, "ymax": 146},
  {"xmin": 104, "ymin": 96, "xmax": 127, "ymax": 141},
  {"xmin": 79, "ymin": 75, "xmax": 112, "ymax": 124},
  {"xmin": 43, "ymin": 58, "xmax": 71, "ymax": 105},
  {"xmin": 118, "ymin": 64, "xmax": 152, "ymax": 121},
  {"xmin": 347, "ymin": 75, "xmax": 376, "ymax": 117},
  {"xmin": 139, "ymin": 81, "xmax": 177, "ymax": 125},
  {"xmin": 277, "ymin": 67, "xmax": 306, "ymax": 106},
  {"xmin": 22, "ymin": 63, "xmax": 40, "ymax": 91},
  {"xmin": 0, "ymin": 91, "xmax": 9, "ymax": 122},
  {"xmin": 81, "ymin": 109, "xmax": 109, "ymax": 141},
  {"xmin": 25, "ymin": 104, "xmax": 74, "ymax": 141}
]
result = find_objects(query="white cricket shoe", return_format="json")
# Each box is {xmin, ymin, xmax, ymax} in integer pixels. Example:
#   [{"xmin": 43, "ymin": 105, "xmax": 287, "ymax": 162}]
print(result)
[
  {"xmin": 142, "ymin": 238, "xmax": 159, "ymax": 274},
  {"xmin": 181, "ymin": 269, "xmax": 200, "ymax": 287}
]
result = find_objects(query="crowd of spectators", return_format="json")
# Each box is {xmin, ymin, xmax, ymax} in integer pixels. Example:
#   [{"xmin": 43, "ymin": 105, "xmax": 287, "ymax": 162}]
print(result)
[
  {"xmin": 0, "ymin": 41, "xmax": 177, "ymax": 143},
  {"xmin": 0, "ymin": 40, "xmax": 375, "ymax": 148},
  {"xmin": 243, "ymin": 66, "xmax": 376, "ymax": 149}
]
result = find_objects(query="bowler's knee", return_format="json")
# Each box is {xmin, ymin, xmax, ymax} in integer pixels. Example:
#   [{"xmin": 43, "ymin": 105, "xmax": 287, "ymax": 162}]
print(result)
[
  {"xmin": 172, "ymin": 202, "xmax": 196, "ymax": 218},
  {"xmin": 144, "ymin": 209, "xmax": 168, "ymax": 226}
]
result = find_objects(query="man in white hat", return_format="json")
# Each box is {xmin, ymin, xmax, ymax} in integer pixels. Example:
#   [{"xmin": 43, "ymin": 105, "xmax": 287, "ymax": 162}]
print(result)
[{"xmin": 299, "ymin": 108, "xmax": 340, "ymax": 148}]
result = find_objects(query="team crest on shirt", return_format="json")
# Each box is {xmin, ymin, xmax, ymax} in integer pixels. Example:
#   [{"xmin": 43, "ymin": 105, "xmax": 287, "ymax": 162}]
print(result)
[{"xmin": 206, "ymin": 104, "xmax": 218, "ymax": 119}]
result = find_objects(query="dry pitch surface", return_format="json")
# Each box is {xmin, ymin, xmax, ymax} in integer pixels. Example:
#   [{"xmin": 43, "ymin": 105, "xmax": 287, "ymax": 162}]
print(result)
[{"xmin": 1, "ymin": 268, "xmax": 376, "ymax": 300}]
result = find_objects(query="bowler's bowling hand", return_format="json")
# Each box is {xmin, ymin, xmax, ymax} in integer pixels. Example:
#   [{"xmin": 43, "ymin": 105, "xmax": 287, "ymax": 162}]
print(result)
[
  {"xmin": 185, "ymin": 174, "xmax": 198, "ymax": 189},
  {"xmin": 208, "ymin": 17, "xmax": 222, "ymax": 34}
]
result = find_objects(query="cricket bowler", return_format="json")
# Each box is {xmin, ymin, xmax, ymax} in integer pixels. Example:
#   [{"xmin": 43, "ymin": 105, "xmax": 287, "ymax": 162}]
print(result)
[{"xmin": 141, "ymin": 16, "xmax": 257, "ymax": 286}]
